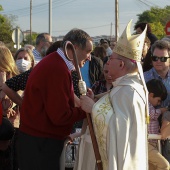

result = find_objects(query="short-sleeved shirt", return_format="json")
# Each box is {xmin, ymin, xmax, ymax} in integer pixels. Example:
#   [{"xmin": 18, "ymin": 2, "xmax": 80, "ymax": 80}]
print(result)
[{"xmin": 5, "ymin": 69, "xmax": 32, "ymax": 91}]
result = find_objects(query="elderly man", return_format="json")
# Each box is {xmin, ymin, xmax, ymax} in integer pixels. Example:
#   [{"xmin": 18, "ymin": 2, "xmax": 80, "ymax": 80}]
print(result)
[
  {"xmin": 18, "ymin": 29, "xmax": 93, "ymax": 170},
  {"xmin": 33, "ymin": 33, "xmax": 53, "ymax": 64},
  {"xmin": 76, "ymin": 20, "xmax": 148, "ymax": 170}
]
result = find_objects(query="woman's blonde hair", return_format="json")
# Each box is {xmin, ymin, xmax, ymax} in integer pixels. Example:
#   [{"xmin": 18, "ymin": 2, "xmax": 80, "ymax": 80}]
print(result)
[
  {"xmin": 14, "ymin": 47, "xmax": 35, "ymax": 68},
  {"xmin": 0, "ymin": 46, "xmax": 19, "ymax": 77}
]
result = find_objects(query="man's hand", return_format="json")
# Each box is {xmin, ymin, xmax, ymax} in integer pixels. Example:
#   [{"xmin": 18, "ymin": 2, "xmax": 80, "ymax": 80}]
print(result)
[
  {"xmin": 80, "ymin": 95, "xmax": 95, "ymax": 113},
  {"xmin": 74, "ymin": 94, "xmax": 80, "ymax": 107}
]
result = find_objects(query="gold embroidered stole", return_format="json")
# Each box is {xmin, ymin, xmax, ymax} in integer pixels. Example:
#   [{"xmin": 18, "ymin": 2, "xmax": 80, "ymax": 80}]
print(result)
[{"xmin": 91, "ymin": 87, "xmax": 121, "ymax": 170}]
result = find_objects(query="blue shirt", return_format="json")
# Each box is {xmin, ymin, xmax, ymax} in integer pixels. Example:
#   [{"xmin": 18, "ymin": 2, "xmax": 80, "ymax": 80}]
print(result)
[
  {"xmin": 80, "ymin": 61, "xmax": 91, "ymax": 88},
  {"xmin": 144, "ymin": 67, "xmax": 170, "ymax": 107},
  {"xmin": 33, "ymin": 49, "xmax": 42, "ymax": 65}
]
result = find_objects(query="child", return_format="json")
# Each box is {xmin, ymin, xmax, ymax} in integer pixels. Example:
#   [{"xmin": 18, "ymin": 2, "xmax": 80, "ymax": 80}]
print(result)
[{"xmin": 146, "ymin": 79, "xmax": 169, "ymax": 169}]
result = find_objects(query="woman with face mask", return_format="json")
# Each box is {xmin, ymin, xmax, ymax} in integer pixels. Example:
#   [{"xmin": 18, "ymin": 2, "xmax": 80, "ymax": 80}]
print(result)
[{"xmin": 14, "ymin": 48, "xmax": 35, "ymax": 73}]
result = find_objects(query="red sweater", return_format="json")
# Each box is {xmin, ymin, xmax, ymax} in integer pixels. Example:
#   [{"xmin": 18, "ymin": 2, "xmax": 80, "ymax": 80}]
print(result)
[
  {"xmin": 0, "ymin": 102, "xmax": 2, "ymax": 125},
  {"xmin": 20, "ymin": 52, "xmax": 86, "ymax": 140}
]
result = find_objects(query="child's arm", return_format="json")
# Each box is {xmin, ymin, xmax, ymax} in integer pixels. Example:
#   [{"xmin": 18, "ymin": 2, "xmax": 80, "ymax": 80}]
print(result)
[
  {"xmin": 161, "ymin": 120, "xmax": 170, "ymax": 131},
  {"xmin": 149, "ymin": 105, "xmax": 162, "ymax": 120},
  {"xmin": 161, "ymin": 120, "xmax": 170, "ymax": 139}
]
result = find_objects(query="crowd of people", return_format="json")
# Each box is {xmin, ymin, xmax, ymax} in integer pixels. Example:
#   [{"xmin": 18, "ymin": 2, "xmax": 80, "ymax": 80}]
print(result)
[{"xmin": 0, "ymin": 21, "xmax": 170, "ymax": 170}]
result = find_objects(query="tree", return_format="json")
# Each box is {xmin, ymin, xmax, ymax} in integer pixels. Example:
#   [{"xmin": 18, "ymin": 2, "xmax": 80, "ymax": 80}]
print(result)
[
  {"xmin": 135, "ymin": 6, "xmax": 170, "ymax": 39},
  {"xmin": 0, "ymin": 5, "xmax": 17, "ymax": 43},
  {"xmin": 0, "ymin": 5, "xmax": 2, "ymax": 11},
  {"xmin": 24, "ymin": 33, "xmax": 38, "ymax": 46}
]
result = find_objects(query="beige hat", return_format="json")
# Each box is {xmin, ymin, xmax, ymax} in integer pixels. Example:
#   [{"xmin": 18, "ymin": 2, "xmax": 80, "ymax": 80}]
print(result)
[{"xmin": 113, "ymin": 20, "xmax": 147, "ymax": 62}]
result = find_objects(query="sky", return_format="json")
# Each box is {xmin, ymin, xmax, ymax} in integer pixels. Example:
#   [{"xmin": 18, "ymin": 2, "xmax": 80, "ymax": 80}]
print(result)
[{"xmin": 0, "ymin": 0, "xmax": 170, "ymax": 37}]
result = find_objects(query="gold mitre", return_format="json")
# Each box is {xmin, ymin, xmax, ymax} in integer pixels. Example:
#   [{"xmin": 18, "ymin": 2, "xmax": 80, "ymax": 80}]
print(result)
[{"xmin": 113, "ymin": 20, "xmax": 147, "ymax": 62}]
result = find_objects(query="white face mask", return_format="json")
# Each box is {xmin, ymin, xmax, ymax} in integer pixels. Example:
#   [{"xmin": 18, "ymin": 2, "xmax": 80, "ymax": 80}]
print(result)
[{"xmin": 16, "ymin": 59, "xmax": 31, "ymax": 73}]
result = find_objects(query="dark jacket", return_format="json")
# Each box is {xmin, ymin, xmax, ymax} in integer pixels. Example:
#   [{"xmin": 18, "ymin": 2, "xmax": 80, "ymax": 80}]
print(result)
[
  {"xmin": 147, "ymin": 32, "xmax": 158, "ymax": 45},
  {"xmin": 89, "ymin": 55, "xmax": 103, "ymax": 85}
]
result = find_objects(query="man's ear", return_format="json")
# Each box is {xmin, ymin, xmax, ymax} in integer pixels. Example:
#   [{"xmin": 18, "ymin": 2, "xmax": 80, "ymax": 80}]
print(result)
[
  {"xmin": 74, "ymin": 44, "xmax": 78, "ymax": 50},
  {"xmin": 120, "ymin": 60, "xmax": 125, "ymax": 68},
  {"xmin": 149, "ymin": 92, "xmax": 154, "ymax": 98},
  {"xmin": 40, "ymin": 40, "xmax": 45, "ymax": 46}
]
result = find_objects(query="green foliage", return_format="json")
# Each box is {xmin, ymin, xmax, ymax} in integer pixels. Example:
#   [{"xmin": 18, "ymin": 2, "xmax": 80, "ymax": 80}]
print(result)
[
  {"xmin": 0, "ymin": 13, "xmax": 17, "ymax": 43},
  {"xmin": 135, "ymin": 6, "xmax": 170, "ymax": 39},
  {"xmin": 0, "ymin": 4, "xmax": 18, "ymax": 44},
  {"xmin": 150, "ymin": 22, "xmax": 165, "ymax": 39},
  {"xmin": 0, "ymin": 4, "xmax": 38, "ymax": 50},
  {"xmin": 0, "ymin": 5, "xmax": 3, "ymax": 11},
  {"xmin": 24, "ymin": 33, "xmax": 38, "ymax": 46},
  {"xmin": 0, "ymin": 15, "xmax": 12, "ymax": 43}
]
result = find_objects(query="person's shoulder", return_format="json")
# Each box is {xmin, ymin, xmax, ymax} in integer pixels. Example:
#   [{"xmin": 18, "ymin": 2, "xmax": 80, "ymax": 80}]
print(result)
[
  {"xmin": 91, "ymin": 55, "xmax": 102, "ymax": 62},
  {"xmin": 144, "ymin": 68, "xmax": 153, "ymax": 75},
  {"xmin": 40, "ymin": 51, "xmax": 62, "ymax": 64},
  {"xmin": 147, "ymin": 33, "xmax": 158, "ymax": 44},
  {"xmin": 91, "ymin": 55, "xmax": 103, "ymax": 67},
  {"xmin": 46, "ymin": 51, "xmax": 59, "ymax": 58},
  {"xmin": 32, "ymin": 52, "xmax": 66, "ymax": 74},
  {"xmin": 143, "ymin": 69, "xmax": 153, "ymax": 82},
  {"xmin": 148, "ymin": 32, "xmax": 158, "ymax": 39},
  {"xmin": 113, "ymin": 85, "xmax": 134, "ymax": 99},
  {"xmin": 119, "ymin": 85, "xmax": 146, "ymax": 103},
  {"xmin": 32, "ymin": 49, "xmax": 40, "ymax": 57}
]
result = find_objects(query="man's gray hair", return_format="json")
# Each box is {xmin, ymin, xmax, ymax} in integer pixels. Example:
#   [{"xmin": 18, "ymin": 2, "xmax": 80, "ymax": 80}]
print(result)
[
  {"xmin": 151, "ymin": 40, "xmax": 170, "ymax": 57},
  {"xmin": 61, "ymin": 28, "xmax": 92, "ymax": 50},
  {"xmin": 118, "ymin": 55, "xmax": 138, "ymax": 73},
  {"xmin": 35, "ymin": 33, "xmax": 50, "ymax": 46}
]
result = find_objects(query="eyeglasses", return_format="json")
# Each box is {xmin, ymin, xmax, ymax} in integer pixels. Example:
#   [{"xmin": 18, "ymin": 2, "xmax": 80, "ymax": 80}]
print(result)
[
  {"xmin": 109, "ymin": 57, "xmax": 122, "ymax": 61},
  {"xmin": 151, "ymin": 56, "xmax": 170, "ymax": 62}
]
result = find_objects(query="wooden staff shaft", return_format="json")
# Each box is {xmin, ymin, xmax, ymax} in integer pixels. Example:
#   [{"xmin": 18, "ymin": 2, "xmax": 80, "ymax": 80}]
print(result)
[{"xmin": 86, "ymin": 113, "xmax": 103, "ymax": 170}]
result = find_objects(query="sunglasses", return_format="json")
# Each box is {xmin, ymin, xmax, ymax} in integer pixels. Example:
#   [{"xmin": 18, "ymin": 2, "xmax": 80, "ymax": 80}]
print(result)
[{"xmin": 151, "ymin": 56, "xmax": 170, "ymax": 62}]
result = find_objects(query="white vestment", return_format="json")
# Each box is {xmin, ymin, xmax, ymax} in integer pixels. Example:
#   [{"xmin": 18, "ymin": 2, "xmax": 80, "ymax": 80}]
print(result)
[{"xmin": 74, "ymin": 73, "xmax": 148, "ymax": 170}]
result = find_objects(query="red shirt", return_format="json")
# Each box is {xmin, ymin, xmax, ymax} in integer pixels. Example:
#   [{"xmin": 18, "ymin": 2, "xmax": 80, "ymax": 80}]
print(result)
[{"xmin": 20, "ymin": 52, "xmax": 86, "ymax": 140}]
